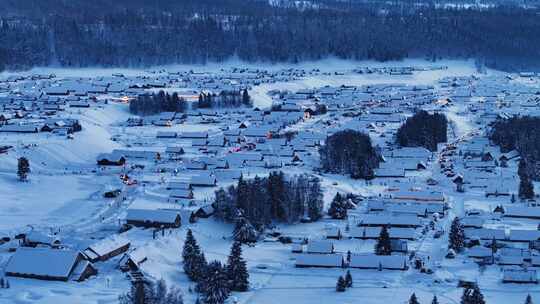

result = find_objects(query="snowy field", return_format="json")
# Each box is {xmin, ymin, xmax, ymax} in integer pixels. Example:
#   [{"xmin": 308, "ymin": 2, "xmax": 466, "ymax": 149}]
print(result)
[{"xmin": 0, "ymin": 59, "xmax": 538, "ymax": 304}]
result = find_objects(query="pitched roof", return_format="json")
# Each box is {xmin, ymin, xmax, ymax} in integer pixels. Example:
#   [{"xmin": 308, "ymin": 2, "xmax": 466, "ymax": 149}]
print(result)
[
  {"xmin": 126, "ymin": 209, "xmax": 180, "ymax": 224},
  {"xmin": 295, "ymin": 253, "xmax": 343, "ymax": 267},
  {"xmin": 349, "ymin": 254, "xmax": 408, "ymax": 270},
  {"xmin": 6, "ymin": 248, "xmax": 80, "ymax": 279}
]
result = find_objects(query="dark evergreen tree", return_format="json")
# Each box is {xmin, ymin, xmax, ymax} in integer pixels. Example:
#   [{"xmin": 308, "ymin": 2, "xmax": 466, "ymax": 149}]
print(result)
[
  {"xmin": 519, "ymin": 175, "xmax": 535, "ymax": 200},
  {"xmin": 242, "ymin": 89, "xmax": 252, "ymax": 106},
  {"xmin": 214, "ymin": 188, "xmax": 235, "ymax": 221},
  {"xmin": 525, "ymin": 294, "xmax": 534, "ymax": 304},
  {"xmin": 119, "ymin": 278, "xmax": 183, "ymax": 304},
  {"xmin": 182, "ymin": 229, "xmax": 207, "ymax": 282},
  {"xmin": 199, "ymin": 261, "xmax": 230, "ymax": 304},
  {"xmin": 449, "ymin": 217, "xmax": 465, "ymax": 252},
  {"xmin": 320, "ymin": 129, "xmax": 380, "ymax": 179},
  {"xmin": 233, "ymin": 216, "xmax": 258, "ymax": 243},
  {"xmin": 470, "ymin": 286, "xmax": 485, "ymax": 304},
  {"xmin": 226, "ymin": 241, "xmax": 249, "ymax": 292},
  {"xmin": 461, "ymin": 285, "xmax": 485, "ymax": 304},
  {"xmin": 336, "ymin": 276, "xmax": 347, "ymax": 292},
  {"xmin": 409, "ymin": 293, "xmax": 420, "ymax": 304},
  {"xmin": 328, "ymin": 193, "xmax": 347, "ymax": 219},
  {"xmin": 375, "ymin": 225, "xmax": 392, "ymax": 255},
  {"xmin": 17, "ymin": 157, "xmax": 30, "ymax": 181},
  {"xmin": 213, "ymin": 172, "xmax": 323, "ymax": 226},
  {"xmin": 397, "ymin": 110, "xmax": 447, "ymax": 152},
  {"xmin": 306, "ymin": 176, "xmax": 324, "ymax": 221},
  {"xmin": 431, "ymin": 295, "xmax": 439, "ymax": 304},
  {"xmin": 344, "ymin": 270, "xmax": 353, "ymax": 288}
]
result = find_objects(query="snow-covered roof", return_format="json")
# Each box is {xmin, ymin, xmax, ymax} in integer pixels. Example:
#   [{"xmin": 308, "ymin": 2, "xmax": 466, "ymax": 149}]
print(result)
[
  {"xmin": 357, "ymin": 214, "xmax": 422, "ymax": 227},
  {"xmin": 86, "ymin": 235, "xmax": 130, "ymax": 258},
  {"xmin": 5, "ymin": 248, "xmax": 81, "ymax": 279},
  {"xmin": 126, "ymin": 209, "xmax": 180, "ymax": 224},
  {"xmin": 306, "ymin": 240, "xmax": 334, "ymax": 254},
  {"xmin": 350, "ymin": 227, "xmax": 416, "ymax": 240},
  {"xmin": 295, "ymin": 253, "xmax": 343, "ymax": 267},
  {"xmin": 504, "ymin": 207, "xmax": 540, "ymax": 219},
  {"xmin": 349, "ymin": 254, "xmax": 408, "ymax": 270},
  {"xmin": 503, "ymin": 269, "xmax": 537, "ymax": 283},
  {"xmin": 507, "ymin": 230, "xmax": 540, "ymax": 242}
]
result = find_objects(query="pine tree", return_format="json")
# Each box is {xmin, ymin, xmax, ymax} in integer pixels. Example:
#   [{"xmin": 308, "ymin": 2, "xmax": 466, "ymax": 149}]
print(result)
[
  {"xmin": 200, "ymin": 261, "xmax": 230, "ymax": 304},
  {"xmin": 344, "ymin": 270, "xmax": 353, "ymax": 288},
  {"xmin": 519, "ymin": 174, "xmax": 535, "ymax": 200},
  {"xmin": 336, "ymin": 276, "xmax": 346, "ymax": 292},
  {"xmin": 119, "ymin": 279, "xmax": 152, "ymax": 304},
  {"xmin": 328, "ymin": 193, "xmax": 347, "ymax": 219},
  {"xmin": 470, "ymin": 286, "xmax": 485, "ymax": 304},
  {"xmin": 307, "ymin": 177, "xmax": 324, "ymax": 221},
  {"xmin": 226, "ymin": 241, "xmax": 249, "ymax": 292},
  {"xmin": 431, "ymin": 295, "xmax": 439, "ymax": 304},
  {"xmin": 525, "ymin": 294, "xmax": 534, "ymax": 304},
  {"xmin": 17, "ymin": 157, "xmax": 30, "ymax": 181},
  {"xmin": 119, "ymin": 278, "xmax": 183, "ymax": 304},
  {"xmin": 375, "ymin": 225, "xmax": 392, "ymax": 255},
  {"xmin": 242, "ymin": 89, "xmax": 251, "ymax": 106},
  {"xmin": 214, "ymin": 188, "xmax": 235, "ymax": 221},
  {"xmin": 183, "ymin": 229, "xmax": 207, "ymax": 282},
  {"xmin": 461, "ymin": 285, "xmax": 485, "ymax": 304},
  {"xmin": 449, "ymin": 217, "xmax": 465, "ymax": 252},
  {"xmin": 233, "ymin": 216, "xmax": 258, "ymax": 243},
  {"xmin": 409, "ymin": 293, "xmax": 420, "ymax": 304}
]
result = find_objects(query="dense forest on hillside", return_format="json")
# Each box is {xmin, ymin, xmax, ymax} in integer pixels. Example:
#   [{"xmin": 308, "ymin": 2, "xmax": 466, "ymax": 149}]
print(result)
[
  {"xmin": 489, "ymin": 116, "xmax": 540, "ymax": 180},
  {"xmin": 214, "ymin": 172, "xmax": 324, "ymax": 228},
  {"xmin": 396, "ymin": 110, "xmax": 448, "ymax": 151},
  {"xmin": 1, "ymin": 0, "xmax": 540, "ymax": 71},
  {"xmin": 320, "ymin": 130, "xmax": 381, "ymax": 179}
]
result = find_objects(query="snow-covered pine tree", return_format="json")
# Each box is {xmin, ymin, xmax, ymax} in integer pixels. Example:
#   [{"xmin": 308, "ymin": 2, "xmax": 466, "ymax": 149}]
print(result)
[
  {"xmin": 17, "ymin": 157, "xmax": 30, "ymax": 181},
  {"xmin": 336, "ymin": 276, "xmax": 346, "ymax": 292},
  {"xmin": 242, "ymin": 89, "xmax": 251, "ymax": 106},
  {"xmin": 525, "ymin": 294, "xmax": 534, "ymax": 304},
  {"xmin": 470, "ymin": 286, "xmax": 485, "ymax": 304},
  {"xmin": 213, "ymin": 188, "xmax": 236, "ymax": 221},
  {"xmin": 183, "ymin": 229, "xmax": 206, "ymax": 282},
  {"xmin": 119, "ymin": 278, "xmax": 153, "ymax": 304},
  {"xmin": 328, "ymin": 193, "xmax": 347, "ymax": 219},
  {"xmin": 344, "ymin": 270, "xmax": 353, "ymax": 288},
  {"xmin": 461, "ymin": 285, "xmax": 484, "ymax": 304},
  {"xmin": 409, "ymin": 293, "xmax": 420, "ymax": 304},
  {"xmin": 226, "ymin": 241, "xmax": 249, "ymax": 292},
  {"xmin": 233, "ymin": 216, "xmax": 258, "ymax": 243},
  {"xmin": 519, "ymin": 174, "xmax": 535, "ymax": 200},
  {"xmin": 461, "ymin": 287, "xmax": 472, "ymax": 304},
  {"xmin": 449, "ymin": 217, "xmax": 465, "ymax": 252},
  {"xmin": 307, "ymin": 177, "xmax": 324, "ymax": 221},
  {"xmin": 200, "ymin": 261, "xmax": 230, "ymax": 304},
  {"xmin": 375, "ymin": 225, "xmax": 392, "ymax": 255}
]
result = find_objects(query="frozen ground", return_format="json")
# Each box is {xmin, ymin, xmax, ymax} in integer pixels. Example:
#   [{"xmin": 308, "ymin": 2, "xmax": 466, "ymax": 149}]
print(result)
[{"xmin": 0, "ymin": 59, "xmax": 538, "ymax": 304}]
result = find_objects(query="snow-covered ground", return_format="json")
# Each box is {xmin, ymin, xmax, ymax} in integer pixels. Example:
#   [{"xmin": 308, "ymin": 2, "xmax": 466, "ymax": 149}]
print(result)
[{"xmin": 0, "ymin": 59, "xmax": 538, "ymax": 304}]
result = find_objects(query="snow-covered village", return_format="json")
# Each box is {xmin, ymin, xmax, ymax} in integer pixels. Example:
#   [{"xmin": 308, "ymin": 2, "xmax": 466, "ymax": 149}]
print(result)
[
  {"xmin": 6, "ymin": 0, "xmax": 540, "ymax": 302},
  {"xmin": 0, "ymin": 58, "xmax": 538, "ymax": 304}
]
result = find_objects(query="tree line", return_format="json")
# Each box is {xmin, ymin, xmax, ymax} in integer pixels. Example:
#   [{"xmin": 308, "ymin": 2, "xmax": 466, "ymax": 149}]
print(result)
[
  {"xmin": 396, "ymin": 110, "xmax": 448, "ymax": 152},
  {"xmin": 3, "ymin": 2, "xmax": 540, "ymax": 71},
  {"xmin": 214, "ymin": 172, "xmax": 324, "ymax": 238},
  {"xmin": 129, "ymin": 91, "xmax": 187, "ymax": 116},
  {"xmin": 320, "ymin": 129, "xmax": 381, "ymax": 179},
  {"xmin": 197, "ymin": 90, "xmax": 252, "ymax": 109},
  {"xmin": 489, "ymin": 116, "xmax": 540, "ymax": 180}
]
